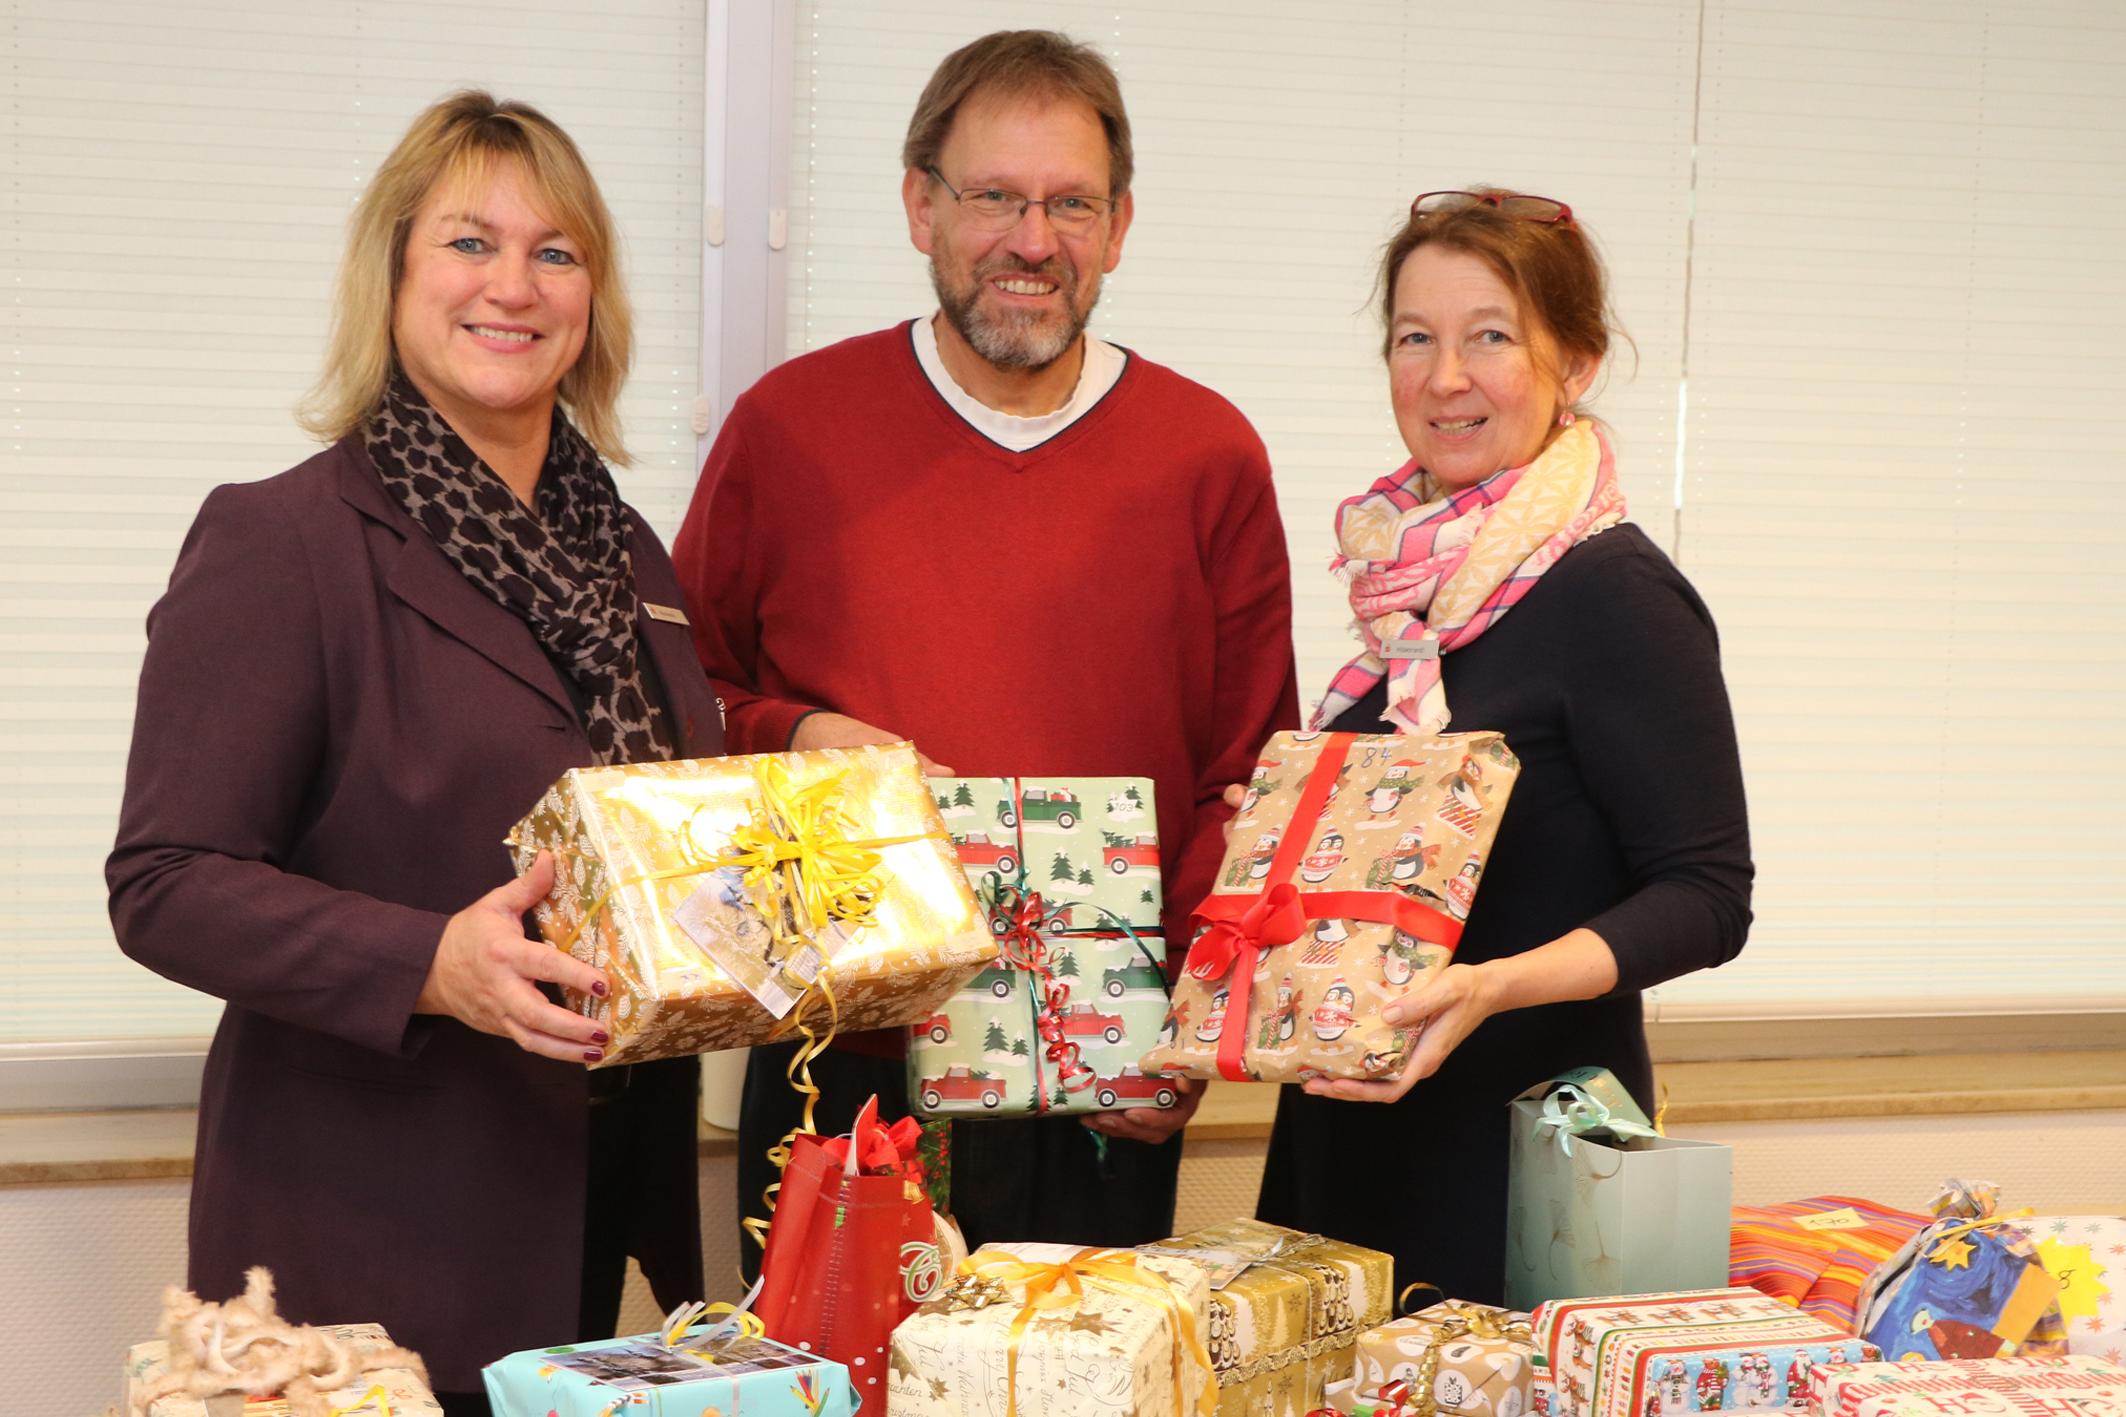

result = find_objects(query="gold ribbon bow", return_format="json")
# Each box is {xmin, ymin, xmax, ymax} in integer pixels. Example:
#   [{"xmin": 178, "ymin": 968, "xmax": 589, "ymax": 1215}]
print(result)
[
  {"xmin": 1379, "ymin": 1295, "xmax": 1533, "ymax": 1417},
  {"xmin": 710, "ymin": 757, "xmax": 898, "ymax": 949},
  {"xmin": 559, "ymin": 758, "xmax": 939, "ymax": 961},
  {"xmin": 954, "ymin": 1248, "xmax": 1216, "ymax": 1417}
]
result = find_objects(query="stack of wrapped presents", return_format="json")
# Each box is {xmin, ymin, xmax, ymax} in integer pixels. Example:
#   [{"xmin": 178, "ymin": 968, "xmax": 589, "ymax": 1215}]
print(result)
[{"xmin": 111, "ymin": 738, "xmax": 2126, "ymax": 1417}]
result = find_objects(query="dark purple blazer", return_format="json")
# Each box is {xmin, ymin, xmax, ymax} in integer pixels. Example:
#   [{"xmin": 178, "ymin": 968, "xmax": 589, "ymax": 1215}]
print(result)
[{"xmin": 107, "ymin": 436, "xmax": 725, "ymax": 1389}]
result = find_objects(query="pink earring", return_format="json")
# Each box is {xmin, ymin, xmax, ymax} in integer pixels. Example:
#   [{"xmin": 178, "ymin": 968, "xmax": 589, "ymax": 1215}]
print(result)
[{"xmin": 1557, "ymin": 409, "xmax": 1577, "ymax": 428}]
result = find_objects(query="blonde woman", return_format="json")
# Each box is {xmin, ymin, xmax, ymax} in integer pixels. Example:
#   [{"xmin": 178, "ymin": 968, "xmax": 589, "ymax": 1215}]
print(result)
[{"xmin": 108, "ymin": 92, "xmax": 723, "ymax": 1412}]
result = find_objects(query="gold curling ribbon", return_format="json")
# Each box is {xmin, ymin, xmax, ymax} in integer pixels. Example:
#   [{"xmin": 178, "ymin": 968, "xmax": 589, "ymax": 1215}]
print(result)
[
  {"xmin": 956, "ymin": 1247, "xmax": 1216, "ymax": 1417},
  {"xmin": 325, "ymin": 1386, "xmax": 393, "ymax": 1417},
  {"xmin": 742, "ymin": 972, "xmax": 842, "ymax": 1253},
  {"xmin": 661, "ymin": 1299, "xmax": 766, "ymax": 1346}
]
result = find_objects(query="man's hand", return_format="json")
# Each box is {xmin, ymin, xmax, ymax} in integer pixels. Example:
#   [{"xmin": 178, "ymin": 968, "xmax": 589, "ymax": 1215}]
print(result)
[
  {"xmin": 1219, "ymin": 782, "xmax": 1247, "ymax": 842},
  {"xmin": 417, "ymin": 851, "xmax": 614, "ymax": 1063},
  {"xmin": 791, "ymin": 710, "xmax": 954, "ymax": 776},
  {"xmin": 1082, "ymin": 1074, "xmax": 1204, "ymax": 1144}
]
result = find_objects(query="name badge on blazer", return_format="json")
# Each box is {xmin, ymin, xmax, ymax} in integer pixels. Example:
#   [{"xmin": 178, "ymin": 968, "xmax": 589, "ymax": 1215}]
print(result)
[{"xmin": 642, "ymin": 602, "xmax": 690, "ymax": 626}]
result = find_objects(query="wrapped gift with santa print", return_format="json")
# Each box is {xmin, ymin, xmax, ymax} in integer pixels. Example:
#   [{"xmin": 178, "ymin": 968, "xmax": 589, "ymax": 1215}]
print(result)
[
  {"xmin": 1804, "ymin": 1353, "xmax": 2126, "ymax": 1417},
  {"xmin": 1529, "ymin": 1288, "xmax": 1879, "ymax": 1417},
  {"xmin": 1139, "ymin": 730, "xmax": 1518, "ymax": 1085}
]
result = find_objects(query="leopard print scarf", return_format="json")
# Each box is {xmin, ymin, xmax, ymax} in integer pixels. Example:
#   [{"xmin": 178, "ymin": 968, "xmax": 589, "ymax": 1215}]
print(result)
[{"xmin": 364, "ymin": 377, "xmax": 677, "ymax": 765}]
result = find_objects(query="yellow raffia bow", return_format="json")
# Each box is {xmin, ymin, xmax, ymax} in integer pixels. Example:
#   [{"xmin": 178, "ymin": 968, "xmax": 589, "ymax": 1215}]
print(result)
[
  {"xmin": 1926, "ymin": 1207, "xmax": 2036, "ymax": 1267},
  {"xmin": 955, "ymin": 1247, "xmax": 1216, "ymax": 1417}
]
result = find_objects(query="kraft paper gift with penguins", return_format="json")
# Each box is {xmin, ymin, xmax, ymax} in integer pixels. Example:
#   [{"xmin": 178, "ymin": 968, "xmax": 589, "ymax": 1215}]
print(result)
[{"xmin": 1140, "ymin": 730, "xmax": 1518, "ymax": 1084}]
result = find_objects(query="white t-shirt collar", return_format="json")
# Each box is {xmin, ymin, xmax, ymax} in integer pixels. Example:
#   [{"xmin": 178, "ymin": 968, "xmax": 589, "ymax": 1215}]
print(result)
[{"xmin": 910, "ymin": 312, "xmax": 1127, "ymax": 453}]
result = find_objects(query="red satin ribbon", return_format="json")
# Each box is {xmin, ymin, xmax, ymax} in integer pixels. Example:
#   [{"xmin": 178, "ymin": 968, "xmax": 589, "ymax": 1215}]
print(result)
[{"xmin": 1181, "ymin": 734, "xmax": 1465, "ymax": 1081}]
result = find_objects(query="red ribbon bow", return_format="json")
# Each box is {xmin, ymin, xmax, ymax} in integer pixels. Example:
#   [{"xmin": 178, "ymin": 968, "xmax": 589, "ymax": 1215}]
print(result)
[
  {"xmin": 820, "ymin": 1103, "xmax": 929, "ymax": 1190},
  {"xmin": 996, "ymin": 887, "xmax": 1050, "ymax": 970},
  {"xmin": 1183, "ymin": 882, "xmax": 1308, "ymax": 982}
]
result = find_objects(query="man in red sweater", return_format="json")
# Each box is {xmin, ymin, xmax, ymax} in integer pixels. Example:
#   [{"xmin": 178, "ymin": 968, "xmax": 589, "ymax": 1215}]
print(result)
[{"xmin": 672, "ymin": 30, "xmax": 1299, "ymax": 1261}]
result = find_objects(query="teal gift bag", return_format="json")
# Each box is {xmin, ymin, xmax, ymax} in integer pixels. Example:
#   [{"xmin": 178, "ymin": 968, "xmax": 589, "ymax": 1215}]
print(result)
[{"xmin": 1503, "ymin": 1067, "xmax": 1733, "ymax": 1311}]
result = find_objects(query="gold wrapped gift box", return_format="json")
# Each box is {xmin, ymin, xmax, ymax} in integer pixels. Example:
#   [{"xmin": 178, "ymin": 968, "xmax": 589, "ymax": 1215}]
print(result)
[
  {"xmin": 886, "ymin": 1243, "xmax": 1215, "ymax": 1417},
  {"xmin": 509, "ymin": 744, "xmax": 996, "ymax": 1066},
  {"xmin": 1146, "ymin": 1219, "xmax": 1395, "ymax": 1417}
]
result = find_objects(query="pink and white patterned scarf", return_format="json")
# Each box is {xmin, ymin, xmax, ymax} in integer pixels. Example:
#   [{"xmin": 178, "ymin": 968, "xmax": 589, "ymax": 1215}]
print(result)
[{"xmin": 1312, "ymin": 418, "xmax": 1626, "ymax": 733}]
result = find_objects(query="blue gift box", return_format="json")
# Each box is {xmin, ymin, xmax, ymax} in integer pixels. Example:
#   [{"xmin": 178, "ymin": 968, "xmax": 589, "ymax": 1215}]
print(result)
[{"xmin": 482, "ymin": 1323, "xmax": 856, "ymax": 1417}]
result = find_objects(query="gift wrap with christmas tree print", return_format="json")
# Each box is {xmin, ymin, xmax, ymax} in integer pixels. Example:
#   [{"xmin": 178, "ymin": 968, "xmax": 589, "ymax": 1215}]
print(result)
[
  {"xmin": 1139, "ymin": 730, "xmax": 1517, "ymax": 1084},
  {"xmin": 482, "ymin": 1321, "xmax": 856, "ymax": 1417},
  {"xmin": 1355, "ymin": 1300, "xmax": 1536, "ymax": 1416},
  {"xmin": 1529, "ymin": 1287, "xmax": 1879, "ymax": 1417},
  {"xmin": 908, "ymin": 775, "xmax": 1174, "ymax": 1116},
  {"xmin": 885, "ymin": 1242, "xmax": 1215, "ymax": 1417},
  {"xmin": 1805, "ymin": 1354, "xmax": 2126, "ymax": 1417},
  {"xmin": 1140, "ymin": 1218, "xmax": 1395, "ymax": 1417},
  {"xmin": 126, "ymin": 1323, "xmax": 439, "ymax": 1417},
  {"xmin": 509, "ymin": 745, "xmax": 995, "ymax": 1065}
]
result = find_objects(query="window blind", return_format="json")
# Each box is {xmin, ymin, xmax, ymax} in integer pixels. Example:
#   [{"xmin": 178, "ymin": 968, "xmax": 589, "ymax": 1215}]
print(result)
[
  {"xmin": 1644, "ymin": 0, "xmax": 2126, "ymax": 1017},
  {"xmin": 1, "ymin": 0, "xmax": 705, "ymax": 1043}
]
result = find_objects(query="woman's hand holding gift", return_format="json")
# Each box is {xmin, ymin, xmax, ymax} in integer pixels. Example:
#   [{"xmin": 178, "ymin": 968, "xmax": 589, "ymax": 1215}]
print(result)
[
  {"xmin": 417, "ymin": 850, "xmax": 615, "ymax": 1063},
  {"xmin": 1302, "ymin": 928, "xmax": 1620, "ymax": 1104}
]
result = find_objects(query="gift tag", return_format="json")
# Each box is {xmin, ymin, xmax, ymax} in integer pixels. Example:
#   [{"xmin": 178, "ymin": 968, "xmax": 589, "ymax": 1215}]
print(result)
[
  {"xmin": 673, "ymin": 872, "xmax": 857, "ymax": 1019},
  {"xmin": 1795, "ymin": 1207, "xmax": 1871, "ymax": 1232}
]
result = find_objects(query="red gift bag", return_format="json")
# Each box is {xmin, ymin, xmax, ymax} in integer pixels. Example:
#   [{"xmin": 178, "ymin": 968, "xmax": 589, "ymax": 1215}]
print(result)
[{"xmin": 754, "ymin": 1097, "xmax": 950, "ymax": 1402}]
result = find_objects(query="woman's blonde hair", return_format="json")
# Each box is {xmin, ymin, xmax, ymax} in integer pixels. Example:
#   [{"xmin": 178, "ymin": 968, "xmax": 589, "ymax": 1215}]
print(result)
[{"xmin": 299, "ymin": 90, "xmax": 633, "ymax": 465}]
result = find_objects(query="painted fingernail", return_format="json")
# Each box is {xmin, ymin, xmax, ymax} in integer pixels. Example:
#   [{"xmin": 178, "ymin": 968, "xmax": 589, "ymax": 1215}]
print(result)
[
  {"xmin": 583, "ymin": 1048, "xmax": 604, "ymax": 1062},
  {"xmin": 591, "ymin": 1030, "xmax": 609, "ymax": 1045},
  {"xmin": 591, "ymin": 979, "xmax": 609, "ymax": 998}
]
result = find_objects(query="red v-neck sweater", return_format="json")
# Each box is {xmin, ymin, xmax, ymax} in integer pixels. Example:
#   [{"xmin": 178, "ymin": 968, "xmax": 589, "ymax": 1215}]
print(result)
[{"xmin": 672, "ymin": 322, "xmax": 1301, "ymax": 960}]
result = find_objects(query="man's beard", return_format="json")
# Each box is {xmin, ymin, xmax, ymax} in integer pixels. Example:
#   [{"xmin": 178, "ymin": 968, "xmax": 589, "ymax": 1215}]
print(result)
[{"xmin": 931, "ymin": 254, "xmax": 1100, "ymax": 372}]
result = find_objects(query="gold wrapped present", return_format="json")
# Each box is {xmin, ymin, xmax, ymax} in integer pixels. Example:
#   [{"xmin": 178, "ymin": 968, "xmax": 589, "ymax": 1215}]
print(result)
[
  {"xmin": 885, "ymin": 1243, "xmax": 1215, "ymax": 1417},
  {"xmin": 1142, "ymin": 1219, "xmax": 1395, "ymax": 1417},
  {"xmin": 509, "ymin": 744, "xmax": 996, "ymax": 1065},
  {"xmin": 1354, "ymin": 1300, "xmax": 1535, "ymax": 1416}
]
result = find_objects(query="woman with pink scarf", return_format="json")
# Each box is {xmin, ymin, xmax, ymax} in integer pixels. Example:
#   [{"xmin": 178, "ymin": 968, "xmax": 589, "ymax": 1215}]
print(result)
[{"xmin": 1254, "ymin": 190, "xmax": 1753, "ymax": 1302}]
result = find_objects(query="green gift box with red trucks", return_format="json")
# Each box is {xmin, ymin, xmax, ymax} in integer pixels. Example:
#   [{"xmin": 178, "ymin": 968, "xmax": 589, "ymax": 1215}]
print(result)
[{"xmin": 906, "ymin": 776, "xmax": 1176, "ymax": 1117}]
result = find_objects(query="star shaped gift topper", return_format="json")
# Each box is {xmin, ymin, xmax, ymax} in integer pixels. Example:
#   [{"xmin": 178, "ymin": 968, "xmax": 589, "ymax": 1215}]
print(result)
[
  {"xmin": 1929, "ymin": 1236, "xmax": 1977, "ymax": 1271},
  {"xmin": 2035, "ymin": 1237, "xmax": 2113, "ymax": 1324}
]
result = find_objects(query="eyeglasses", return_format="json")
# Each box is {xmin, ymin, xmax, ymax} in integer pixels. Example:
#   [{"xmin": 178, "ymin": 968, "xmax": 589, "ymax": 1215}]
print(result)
[
  {"xmin": 1410, "ymin": 190, "xmax": 1574, "ymax": 225},
  {"xmin": 927, "ymin": 167, "xmax": 1116, "ymax": 232}
]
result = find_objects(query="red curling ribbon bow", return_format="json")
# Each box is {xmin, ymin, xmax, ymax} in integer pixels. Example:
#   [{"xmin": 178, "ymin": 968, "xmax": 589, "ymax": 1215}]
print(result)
[
  {"xmin": 1182, "ymin": 882, "xmax": 1308, "ymax": 982},
  {"xmin": 989, "ymin": 882, "xmax": 1097, "ymax": 1110}
]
